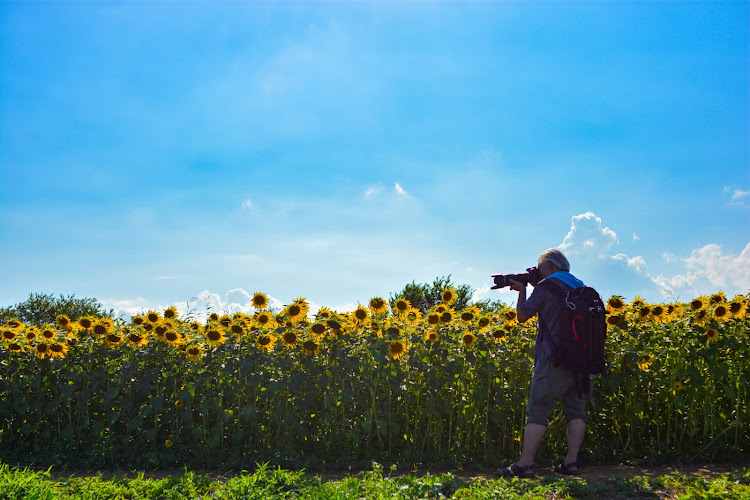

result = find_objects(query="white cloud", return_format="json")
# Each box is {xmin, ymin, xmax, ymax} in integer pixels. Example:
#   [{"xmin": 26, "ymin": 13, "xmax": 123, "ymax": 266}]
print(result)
[
  {"xmin": 364, "ymin": 185, "xmax": 382, "ymax": 198},
  {"xmin": 394, "ymin": 182, "xmax": 408, "ymax": 196},
  {"xmin": 730, "ymin": 189, "xmax": 750, "ymax": 201},
  {"xmin": 241, "ymin": 199, "xmax": 254, "ymax": 209},
  {"xmin": 633, "ymin": 233, "xmax": 639, "ymax": 242},
  {"xmin": 611, "ymin": 253, "xmax": 648, "ymax": 273},
  {"xmin": 559, "ymin": 212, "xmax": 619, "ymax": 258}
]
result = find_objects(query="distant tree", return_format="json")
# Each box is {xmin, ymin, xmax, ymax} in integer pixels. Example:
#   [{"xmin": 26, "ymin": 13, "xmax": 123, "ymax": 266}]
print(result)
[
  {"xmin": 0, "ymin": 292, "xmax": 113, "ymax": 326},
  {"xmin": 389, "ymin": 275, "xmax": 475, "ymax": 314}
]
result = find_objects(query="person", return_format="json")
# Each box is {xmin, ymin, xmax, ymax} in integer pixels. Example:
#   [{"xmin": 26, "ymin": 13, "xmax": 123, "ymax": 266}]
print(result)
[{"xmin": 497, "ymin": 248, "xmax": 588, "ymax": 478}]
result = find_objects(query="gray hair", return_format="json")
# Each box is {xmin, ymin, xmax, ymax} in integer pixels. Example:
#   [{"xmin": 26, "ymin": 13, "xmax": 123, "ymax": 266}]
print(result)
[{"xmin": 538, "ymin": 248, "xmax": 570, "ymax": 272}]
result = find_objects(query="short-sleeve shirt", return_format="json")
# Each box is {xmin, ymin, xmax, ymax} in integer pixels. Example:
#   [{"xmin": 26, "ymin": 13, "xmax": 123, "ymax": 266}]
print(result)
[{"xmin": 518, "ymin": 280, "xmax": 570, "ymax": 367}]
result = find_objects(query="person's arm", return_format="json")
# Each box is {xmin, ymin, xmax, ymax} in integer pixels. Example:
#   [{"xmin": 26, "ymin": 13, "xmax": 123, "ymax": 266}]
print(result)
[{"xmin": 510, "ymin": 279, "xmax": 531, "ymax": 323}]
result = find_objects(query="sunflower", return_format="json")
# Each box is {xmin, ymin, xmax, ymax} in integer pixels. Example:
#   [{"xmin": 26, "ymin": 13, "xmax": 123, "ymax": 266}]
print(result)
[
  {"xmin": 693, "ymin": 308, "xmax": 710, "ymax": 326},
  {"xmin": 636, "ymin": 305, "xmax": 651, "ymax": 321},
  {"xmin": 709, "ymin": 291, "xmax": 727, "ymax": 305},
  {"xmin": 631, "ymin": 296, "xmax": 646, "ymax": 310},
  {"xmin": 706, "ymin": 329, "xmax": 719, "ymax": 342},
  {"xmin": 638, "ymin": 355, "xmax": 655, "ymax": 370},
  {"xmin": 712, "ymin": 304, "xmax": 730, "ymax": 322},
  {"xmin": 49, "ymin": 341, "xmax": 68, "ymax": 359},
  {"xmin": 440, "ymin": 309, "xmax": 455, "ymax": 324},
  {"xmin": 393, "ymin": 298, "xmax": 411, "ymax": 315},
  {"xmin": 208, "ymin": 312, "xmax": 220, "ymax": 322},
  {"xmin": 353, "ymin": 305, "xmax": 370, "ymax": 325},
  {"xmin": 229, "ymin": 321, "xmax": 246, "ymax": 337},
  {"xmin": 491, "ymin": 329, "xmax": 507, "ymax": 343},
  {"xmin": 7, "ymin": 342, "xmax": 22, "ymax": 353},
  {"xmin": 55, "ymin": 314, "xmax": 73, "ymax": 331},
  {"xmin": 40, "ymin": 325, "xmax": 58, "ymax": 343},
  {"xmin": 204, "ymin": 328, "xmax": 226, "ymax": 347},
  {"xmin": 690, "ymin": 296, "xmax": 709, "ymax": 311},
  {"xmin": 503, "ymin": 310, "xmax": 517, "ymax": 322},
  {"xmin": 368, "ymin": 297, "xmax": 388, "ymax": 315},
  {"xmin": 256, "ymin": 334, "xmax": 276, "ymax": 351},
  {"xmin": 163, "ymin": 306, "xmax": 179, "ymax": 320},
  {"xmin": 462, "ymin": 332, "xmax": 477, "ymax": 348},
  {"xmin": 2, "ymin": 328, "xmax": 18, "ymax": 343},
  {"xmin": 131, "ymin": 315, "xmax": 145, "ymax": 325},
  {"xmin": 316, "ymin": 306, "xmax": 332, "ymax": 319},
  {"xmin": 302, "ymin": 340, "xmax": 320, "ymax": 356},
  {"xmin": 127, "ymin": 331, "xmax": 148, "ymax": 347},
  {"xmin": 674, "ymin": 381, "xmax": 684, "ymax": 391},
  {"xmin": 606, "ymin": 296, "xmax": 626, "ymax": 314},
  {"xmin": 424, "ymin": 329, "xmax": 439, "ymax": 342},
  {"xmin": 251, "ymin": 292, "xmax": 269, "ymax": 309},
  {"xmin": 105, "ymin": 333, "xmax": 124, "ymax": 347},
  {"xmin": 254, "ymin": 310, "xmax": 275, "ymax": 328},
  {"xmin": 459, "ymin": 306, "xmax": 479, "ymax": 324},
  {"xmin": 92, "ymin": 319, "xmax": 113, "ymax": 338},
  {"xmin": 388, "ymin": 339, "xmax": 409, "ymax": 359},
  {"xmin": 326, "ymin": 319, "xmax": 342, "ymax": 336},
  {"xmin": 175, "ymin": 399, "xmax": 184, "ymax": 408},
  {"xmin": 25, "ymin": 327, "xmax": 39, "ymax": 342},
  {"xmin": 146, "ymin": 310, "xmax": 161, "ymax": 323},
  {"xmin": 76, "ymin": 316, "xmax": 94, "ymax": 332},
  {"xmin": 607, "ymin": 315, "xmax": 624, "ymax": 326},
  {"xmin": 217, "ymin": 315, "xmax": 232, "ymax": 328},
  {"xmin": 404, "ymin": 307, "xmax": 422, "ymax": 325},
  {"xmin": 310, "ymin": 322, "xmax": 327, "ymax": 339},
  {"xmin": 434, "ymin": 304, "xmax": 448, "ymax": 314},
  {"xmin": 164, "ymin": 329, "xmax": 182, "ymax": 346},
  {"xmin": 186, "ymin": 345, "xmax": 205, "ymax": 361},
  {"xmin": 281, "ymin": 329, "xmax": 298, "ymax": 348},
  {"xmin": 165, "ymin": 439, "xmax": 173, "ymax": 448},
  {"xmin": 728, "ymin": 295, "xmax": 748, "ymax": 318},
  {"xmin": 34, "ymin": 342, "xmax": 50, "ymax": 359},
  {"xmin": 426, "ymin": 312, "xmax": 441, "ymax": 326},
  {"xmin": 153, "ymin": 322, "xmax": 169, "ymax": 339},
  {"xmin": 441, "ymin": 287, "xmax": 457, "ymax": 306},
  {"xmin": 476, "ymin": 315, "xmax": 492, "ymax": 331},
  {"xmin": 5, "ymin": 319, "xmax": 24, "ymax": 330}
]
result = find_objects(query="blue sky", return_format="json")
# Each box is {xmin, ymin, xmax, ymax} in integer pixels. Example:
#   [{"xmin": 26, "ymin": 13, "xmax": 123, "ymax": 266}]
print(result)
[{"xmin": 1, "ymin": 1, "xmax": 748, "ymax": 319}]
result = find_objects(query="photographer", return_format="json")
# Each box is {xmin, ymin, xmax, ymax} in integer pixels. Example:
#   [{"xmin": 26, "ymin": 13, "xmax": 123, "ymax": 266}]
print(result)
[{"xmin": 496, "ymin": 248, "xmax": 587, "ymax": 478}]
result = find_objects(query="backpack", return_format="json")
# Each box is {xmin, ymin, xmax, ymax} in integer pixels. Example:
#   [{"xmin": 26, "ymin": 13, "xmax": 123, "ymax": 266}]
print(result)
[{"xmin": 536, "ymin": 278, "xmax": 608, "ymax": 376}]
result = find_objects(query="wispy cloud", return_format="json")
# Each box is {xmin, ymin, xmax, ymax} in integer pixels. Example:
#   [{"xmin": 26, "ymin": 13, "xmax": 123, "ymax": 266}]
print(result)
[
  {"xmin": 394, "ymin": 182, "xmax": 407, "ymax": 196},
  {"xmin": 723, "ymin": 186, "xmax": 750, "ymax": 206},
  {"xmin": 241, "ymin": 199, "xmax": 254, "ymax": 209}
]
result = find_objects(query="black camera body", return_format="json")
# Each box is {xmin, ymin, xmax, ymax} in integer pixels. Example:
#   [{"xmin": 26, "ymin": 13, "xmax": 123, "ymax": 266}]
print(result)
[{"xmin": 490, "ymin": 267, "xmax": 542, "ymax": 290}]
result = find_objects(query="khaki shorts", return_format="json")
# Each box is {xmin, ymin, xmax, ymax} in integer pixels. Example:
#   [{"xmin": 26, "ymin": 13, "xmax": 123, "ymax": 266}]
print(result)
[{"xmin": 526, "ymin": 360, "xmax": 588, "ymax": 426}]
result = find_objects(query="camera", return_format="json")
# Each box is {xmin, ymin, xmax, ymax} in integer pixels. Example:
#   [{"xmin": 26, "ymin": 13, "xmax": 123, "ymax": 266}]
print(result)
[{"xmin": 490, "ymin": 267, "xmax": 542, "ymax": 290}]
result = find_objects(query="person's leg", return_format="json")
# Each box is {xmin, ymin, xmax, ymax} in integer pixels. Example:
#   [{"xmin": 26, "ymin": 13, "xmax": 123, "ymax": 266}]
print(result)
[
  {"xmin": 564, "ymin": 418, "xmax": 585, "ymax": 470},
  {"xmin": 517, "ymin": 422, "xmax": 547, "ymax": 467}
]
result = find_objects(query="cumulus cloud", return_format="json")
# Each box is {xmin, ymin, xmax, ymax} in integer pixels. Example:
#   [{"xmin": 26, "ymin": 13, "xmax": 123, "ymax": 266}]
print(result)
[
  {"xmin": 559, "ymin": 212, "xmax": 619, "ymax": 258},
  {"xmin": 653, "ymin": 242, "xmax": 750, "ymax": 297},
  {"xmin": 611, "ymin": 253, "xmax": 648, "ymax": 273}
]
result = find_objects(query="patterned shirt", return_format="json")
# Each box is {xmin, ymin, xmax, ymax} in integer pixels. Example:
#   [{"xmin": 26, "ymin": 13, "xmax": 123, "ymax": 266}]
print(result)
[{"xmin": 518, "ymin": 279, "xmax": 571, "ymax": 367}]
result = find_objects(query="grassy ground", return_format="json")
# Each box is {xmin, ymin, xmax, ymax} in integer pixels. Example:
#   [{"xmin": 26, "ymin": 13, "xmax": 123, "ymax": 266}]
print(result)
[{"xmin": 2, "ymin": 462, "xmax": 749, "ymax": 499}]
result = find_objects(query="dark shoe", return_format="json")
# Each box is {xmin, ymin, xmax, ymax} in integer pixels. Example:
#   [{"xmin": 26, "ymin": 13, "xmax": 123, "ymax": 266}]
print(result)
[
  {"xmin": 495, "ymin": 463, "xmax": 535, "ymax": 478},
  {"xmin": 554, "ymin": 461, "xmax": 580, "ymax": 475}
]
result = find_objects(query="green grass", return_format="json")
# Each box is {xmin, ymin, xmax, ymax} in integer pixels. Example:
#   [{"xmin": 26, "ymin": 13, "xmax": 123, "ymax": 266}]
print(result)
[{"xmin": 2, "ymin": 462, "xmax": 749, "ymax": 499}]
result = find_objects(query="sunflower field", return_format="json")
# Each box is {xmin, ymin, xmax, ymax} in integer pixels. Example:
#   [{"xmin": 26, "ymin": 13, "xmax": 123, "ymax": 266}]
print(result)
[{"xmin": 0, "ymin": 290, "xmax": 748, "ymax": 469}]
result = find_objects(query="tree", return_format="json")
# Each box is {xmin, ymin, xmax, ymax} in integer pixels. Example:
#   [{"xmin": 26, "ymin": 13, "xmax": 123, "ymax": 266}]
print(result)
[
  {"xmin": 0, "ymin": 292, "xmax": 113, "ymax": 326},
  {"xmin": 389, "ymin": 275, "xmax": 475, "ymax": 314}
]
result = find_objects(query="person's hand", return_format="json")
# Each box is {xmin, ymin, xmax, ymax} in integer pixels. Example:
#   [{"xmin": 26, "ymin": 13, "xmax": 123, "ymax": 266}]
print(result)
[{"xmin": 509, "ymin": 279, "xmax": 526, "ymax": 292}]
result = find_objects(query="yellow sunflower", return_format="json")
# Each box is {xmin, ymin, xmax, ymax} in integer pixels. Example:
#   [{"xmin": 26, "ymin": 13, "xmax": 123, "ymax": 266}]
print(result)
[
  {"xmin": 302, "ymin": 339, "xmax": 321, "ymax": 356},
  {"xmin": 49, "ymin": 341, "xmax": 68, "ymax": 359},
  {"xmin": 218, "ymin": 315, "xmax": 233, "ymax": 328},
  {"xmin": 606, "ymin": 295, "xmax": 626, "ymax": 314},
  {"xmin": 76, "ymin": 316, "xmax": 95, "ymax": 332},
  {"xmin": 503, "ymin": 310, "xmax": 517, "ymax": 322},
  {"xmin": 353, "ymin": 305, "xmax": 370, "ymax": 325},
  {"xmin": 607, "ymin": 315, "xmax": 624, "ymax": 326},
  {"xmin": 145, "ymin": 310, "xmax": 161, "ymax": 323},
  {"xmin": 164, "ymin": 329, "xmax": 182, "ymax": 346},
  {"xmin": 706, "ymin": 329, "xmax": 719, "ymax": 342},
  {"xmin": 369, "ymin": 297, "xmax": 389, "ymax": 315},
  {"xmin": 310, "ymin": 322, "xmax": 327, "ymax": 339},
  {"xmin": 55, "ymin": 314, "xmax": 73, "ymax": 331},
  {"xmin": 462, "ymin": 332, "xmax": 477, "ymax": 348},
  {"xmin": 692, "ymin": 308, "xmax": 710, "ymax": 326},
  {"xmin": 229, "ymin": 321, "xmax": 246, "ymax": 337},
  {"xmin": 434, "ymin": 304, "xmax": 448, "ymax": 314},
  {"xmin": 34, "ymin": 342, "xmax": 50, "ymax": 359},
  {"xmin": 25, "ymin": 327, "xmax": 39, "ymax": 342},
  {"xmin": 388, "ymin": 339, "xmax": 409, "ymax": 359},
  {"xmin": 5, "ymin": 319, "xmax": 24, "ymax": 330},
  {"xmin": 7, "ymin": 342, "xmax": 23, "ymax": 353},
  {"xmin": 440, "ymin": 309, "xmax": 455, "ymax": 324},
  {"xmin": 281, "ymin": 329, "xmax": 298, "ymax": 348},
  {"xmin": 476, "ymin": 315, "xmax": 492, "ymax": 331},
  {"xmin": 105, "ymin": 332, "xmax": 124, "ymax": 347},
  {"xmin": 163, "ymin": 305, "xmax": 179, "ymax": 320},
  {"xmin": 186, "ymin": 345, "xmax": 205, "ymax": 361},
  {"xmin": 404, "ymin": 307, "xmax": 422, "ymax": 325},
  {"xmin": 674, "ymin": 381, "xmax": 684, "ymax": 391},
  {"xmin": 92, "ymin": 319, "xmax": 113, "ymax": 338},
  {"xmin": 426, "ymin": 312, "xmax": 441, "ymax": 326},
  {"xmin": 131, "ymin": 315, "xmax": 145, "ymax": 325},
  {"xmin": 256, "ymin": 333, "xmax": 276, "ymax": 351},
  {"xmin": 491, "ymin": 329, "xmax": 507, "ymax": 343},
  {"xmin": 441, "ymin": 287, "xmax": 457, "ymax": 306},
  {"xmin": 638, "ymin": 355, "xmax": 655, "ymax": 370},
  {"xmin": 424, "ymin": 329, "xmax": 439, "ymax": 342},
  {"xmin": 709, "ymin": 291, "xmax": 727, "ymax": 305},
  {"xmin": 728, "ymin": 295, "xmax": 748, "ymax": 318},
  {"xmin": 252, "ymin": 292, "xmax": 269, "ymax": 309},
  {"xmin": 690, "ymin": 296, "xmax": 709, "ymax": 311},
  {"xmin": 127, "ymin": 331, "xmax": 148, "ymax": 347},
  {"xmin": 393, "ymin": 298, "xmax": 411, "ymax": 315},
  {"xmin": 254, "ymin": 310, "xmax": 275, "ymax": 328},
  {"xmin": 40, "ymin": 325, "xmax": 58, "ymax": 343},
  {"xmin": 2, "ymin": 328, "xmax": 18, "ymax": 343},
  {"xmin": 208, "ymin": 312, "xmax": 220, "ymax": 322},
  {"xmin": 204, "ymin": 328, "xmax": 226, "ymax": 347},
  {"xmin": 316, "ymin": 306, "xmax": 333, "ymax": 319},
  {"xmin": 712, "ymin": 304, "xmax": 730, "ymax": 322},
  {"xmin": 459, "ymin": 306, "xmax": 480, "ymax": 324}
]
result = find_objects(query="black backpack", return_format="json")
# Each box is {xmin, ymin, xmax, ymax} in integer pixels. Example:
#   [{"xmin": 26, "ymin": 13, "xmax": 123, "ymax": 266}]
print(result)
[{"xmin": 537, "ymin": 278, "xmax": 607, "ymax": 376}]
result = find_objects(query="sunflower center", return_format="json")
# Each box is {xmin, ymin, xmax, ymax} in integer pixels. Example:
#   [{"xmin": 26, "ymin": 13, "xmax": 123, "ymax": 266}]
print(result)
[{"xmin": 207, "ymin": 330, "xmax": 221, "ymax": 341}]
